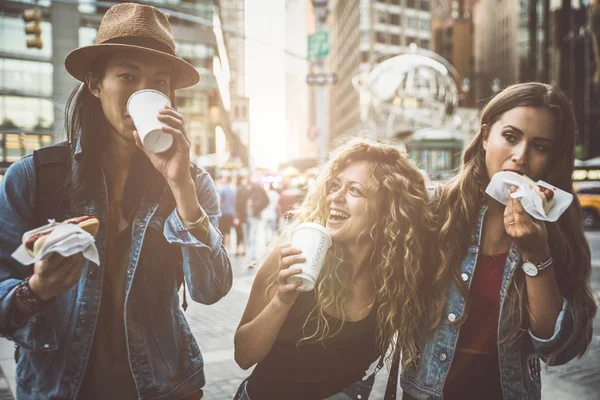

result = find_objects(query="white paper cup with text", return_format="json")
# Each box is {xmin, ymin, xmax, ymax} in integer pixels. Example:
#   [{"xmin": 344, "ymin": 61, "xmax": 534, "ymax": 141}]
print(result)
[
  {"xmin": 287, "ymin": 222, "xmax": 332, "ymax": 291},
  {"xmin": 127, "ymin": 89, "xmax": 173, "ymax": 153}
]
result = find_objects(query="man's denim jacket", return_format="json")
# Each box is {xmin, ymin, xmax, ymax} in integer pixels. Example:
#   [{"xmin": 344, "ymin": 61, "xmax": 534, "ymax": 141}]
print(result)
[
  {"xmin": 401, "ymin": 205, "xmax": 589, "ymax": 400},
  {"xmin": 0, "ymin": 147, "xmax": 232, "ymax": 399}
]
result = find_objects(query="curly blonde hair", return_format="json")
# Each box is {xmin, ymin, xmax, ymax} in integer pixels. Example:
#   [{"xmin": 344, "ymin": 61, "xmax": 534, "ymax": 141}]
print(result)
[
  {"xmin": 430, "ymin": 82, "xmax": 597, "ymax": 365},
  {"xmin": 268, "ymin": 137, "xmax": 438, "ymax": 365}
]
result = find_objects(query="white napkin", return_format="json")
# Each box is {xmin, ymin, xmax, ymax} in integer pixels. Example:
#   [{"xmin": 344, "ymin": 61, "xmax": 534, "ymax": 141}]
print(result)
[
  {"xmin": 11, "ymin": 223, "xmax": 100, "ymax": 266},
  {"xmin": 485, "ymin": 171, "xmax": 573, "ymax": 222}
]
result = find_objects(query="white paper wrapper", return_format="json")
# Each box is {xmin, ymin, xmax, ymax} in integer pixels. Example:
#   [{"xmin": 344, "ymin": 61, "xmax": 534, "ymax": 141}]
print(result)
[
  {"xmin": 485, "ymin": 171, "xmax": 573, "ymax": 222},
  {"xmin": 11, "ymin": 222, "xmax": 100, "ymax": 266}
]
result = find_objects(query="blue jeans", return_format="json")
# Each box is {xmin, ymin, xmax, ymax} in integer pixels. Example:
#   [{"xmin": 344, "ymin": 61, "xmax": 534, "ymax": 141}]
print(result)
[{"xmin": 246, "ymin": 216, "xmax": 261, "ymax": 260}]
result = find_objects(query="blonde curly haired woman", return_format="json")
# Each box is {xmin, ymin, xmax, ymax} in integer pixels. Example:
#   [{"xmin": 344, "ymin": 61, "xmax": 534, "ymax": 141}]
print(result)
[{"xmin": 233, "ymin": 138, "xmax": 438, "ymax": 400}]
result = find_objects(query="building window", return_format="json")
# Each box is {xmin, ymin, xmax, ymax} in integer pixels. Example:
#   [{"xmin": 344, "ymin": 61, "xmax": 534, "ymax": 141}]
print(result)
[
  {"xmin": 391, "ymin": 34, "xmax": 401, "ymax": 45},
  {"xmin": 390, "ymin": 13, "xmax": 401, "ymax": 25},
  {"xmin": 176, "ymin": 41, "xmax": 215, "ymax": 69},
  {"xmin": 0, "ymin": 96, "xmax": 54, "ymax": 133},
  {"xmin": 406, "ymin": 16, "xmax": 417, "ymax": 30},
  {"xmin": 377, "ymin": 11, "xmax": 388, "ymax": 24},
  {"xmin": 420, "ymin": 0, "xmax": 430, "ymax": 10},
  {"xmin": 0, "ymin": 59, "xmax": 53, "ymax": 97},
  {"xmin": 0, "ymin": 16, "xmax": 52, "ymax": 58},
  {"xmin": 79, "ymin": 27, "xmax": 97, "ymax": 47},
  {"xmin": 420, "ymin": 39, "xmax": 430, "ymax": 49},
  {"xmin": 407, "ymin": 0, "xmax": 416, "ymax": 8},
  {"xmin": 376, "ymin": 32, "xmax": 387, "ymax": 43}
]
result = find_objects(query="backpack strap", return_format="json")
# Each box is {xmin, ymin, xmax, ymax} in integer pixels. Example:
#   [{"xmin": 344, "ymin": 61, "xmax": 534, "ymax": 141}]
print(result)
[
  {"xmin": 384, "ymin": 341, "xmax": 402, "ymax": 399},
  {"xmin": 32, "ymin": 142, "xmax": 71, "ymax": 226}
]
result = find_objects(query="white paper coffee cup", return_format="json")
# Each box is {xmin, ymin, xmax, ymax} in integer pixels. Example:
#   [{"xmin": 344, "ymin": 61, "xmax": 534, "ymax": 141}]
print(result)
[
  {"xmin": 127, "ymin": 89, "xmax": 173, "ymax": 153},
  {"xmin": 287, "ymin": 222, "xmax": 332, "ymax": 291}
]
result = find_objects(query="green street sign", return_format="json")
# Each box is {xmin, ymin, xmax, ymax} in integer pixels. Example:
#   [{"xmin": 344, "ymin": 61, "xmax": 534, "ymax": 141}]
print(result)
[{"xmin": 308, "ymin": 31, "xmax": 329, "ymax": 60}]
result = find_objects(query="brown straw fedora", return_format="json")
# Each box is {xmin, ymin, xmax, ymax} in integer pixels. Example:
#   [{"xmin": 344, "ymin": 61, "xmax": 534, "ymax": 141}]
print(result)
[{"xmin": 65, "ymin": 2, "xmax": 199, "ymax": 89}]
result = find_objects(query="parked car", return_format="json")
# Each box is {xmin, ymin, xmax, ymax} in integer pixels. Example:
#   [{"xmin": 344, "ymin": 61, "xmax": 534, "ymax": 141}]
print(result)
[{"xmin": 574, "ymin": 182, "xmax": 600, "ymax": 229}]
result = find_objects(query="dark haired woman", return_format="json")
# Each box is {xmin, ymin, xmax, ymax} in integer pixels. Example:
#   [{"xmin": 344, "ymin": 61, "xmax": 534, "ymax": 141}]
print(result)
[{"xmin": 401, "ymin": 82, "xmax": 597, "ymax": 400}]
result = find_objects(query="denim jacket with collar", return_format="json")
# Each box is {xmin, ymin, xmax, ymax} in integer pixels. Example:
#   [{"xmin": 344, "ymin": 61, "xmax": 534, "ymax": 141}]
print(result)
[
  {"xmin": 401, "ymin": 205, "xmax": 587, "ymax": 400},
  {"xmin": 0, "ymin": 147, "xmax": 232, "ymax": 400}
]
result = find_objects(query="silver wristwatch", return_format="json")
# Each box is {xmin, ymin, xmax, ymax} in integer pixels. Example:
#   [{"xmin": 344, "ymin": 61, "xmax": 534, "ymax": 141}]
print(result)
[{"xmin": 521, "ymin": 256, "xmax": 553, "ymax": 277}]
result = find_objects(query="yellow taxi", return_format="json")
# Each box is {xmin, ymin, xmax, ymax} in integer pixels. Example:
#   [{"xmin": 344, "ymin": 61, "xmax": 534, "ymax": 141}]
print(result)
[{"xmin": 573, "ymin": 165, "xmax": 600, "ymax": 228}]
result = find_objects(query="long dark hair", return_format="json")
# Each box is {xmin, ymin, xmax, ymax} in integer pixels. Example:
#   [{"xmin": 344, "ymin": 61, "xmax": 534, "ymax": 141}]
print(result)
[
  {"xmin": 64, "ymin": 57, "xmax": 111, "ymax": 203},
  {"xmin": 64, "ymin": 55, "xmax": 167, "ymax": 207},
  {"xmin": 430, "ymin": 82, "xmax": 597, "ymax": 364}
]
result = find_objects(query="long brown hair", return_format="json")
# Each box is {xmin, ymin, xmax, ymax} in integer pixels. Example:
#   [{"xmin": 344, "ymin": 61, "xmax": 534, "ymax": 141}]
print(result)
[
  {"xmin": 269, "ymin": 137, "xmax": 439, "ymax": 365},
  {"xmin": 431, "ymin": 82, "xmax": 597, "ymax": 364},
  {"xmin": 64, "ymin": 51, "xmax": 169, "ymax": 204}
]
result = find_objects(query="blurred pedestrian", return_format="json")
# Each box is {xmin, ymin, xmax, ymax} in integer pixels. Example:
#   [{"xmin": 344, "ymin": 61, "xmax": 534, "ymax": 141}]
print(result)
[
  {"xmin": 262, "ymin": 184, "xmax": 280, "ymax": 246},
  {"xmin": 233, "ymin": 138, "xmax": 439, "ymax": 399},
  {"xmin": 234, "ymin": 177, "xmax": 249, "ymax": 256},
  {"xmin": 245, "ymin": 180, "xmax": 269, "ymax": 264},
  {"xmin": 0, "ymin": 4, "xmax": 232, "ymax": 399},
  {"xmin": 218, "ymin": 176, "xmax": 236, "ymax": 250},
  {"xmin": 401, "ymin": 83, "xmax": 597, "ymax": 400}
]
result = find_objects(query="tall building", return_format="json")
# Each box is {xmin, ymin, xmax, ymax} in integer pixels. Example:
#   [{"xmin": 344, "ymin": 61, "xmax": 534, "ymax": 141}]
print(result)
[
  {"xmin": 220, "ymin": 0, "xmax": 250, "ymax": 165},
  {"xmin": 219, "ymin": 0, "xmax": 245, "ymax": 97},
  {"xmin": 0, "ymin": 0, "xmax": 241, "ymax": 177},
  {"xmin": 472, "ymin": 0, "xmax": 520, "ymax": 102},
  {"xmin": 284, "ymin": 0, "xmax": 314, "ymax": 165},
  {"xmin": 472, "ymin": 0, "xmax": 599, "ymax": 159},
  {"xmin": 329, "ymin": 0, "xmax": 433, "ymax": 141},
  {"xmin": 431, "ymin": 0, "xmax": 474, "ymax": 106}
]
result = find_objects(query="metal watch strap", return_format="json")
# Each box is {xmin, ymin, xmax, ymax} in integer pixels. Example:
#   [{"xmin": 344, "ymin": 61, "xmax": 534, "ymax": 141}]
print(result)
[{"xmin": 15, "ymin": 276, "xmax": 53, "ymax": 313}]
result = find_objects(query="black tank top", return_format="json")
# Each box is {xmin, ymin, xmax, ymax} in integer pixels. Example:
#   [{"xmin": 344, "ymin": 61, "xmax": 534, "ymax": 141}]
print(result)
[{"xmin": 247, "ymin": 291, "xmax": 380, "ymax": 400}]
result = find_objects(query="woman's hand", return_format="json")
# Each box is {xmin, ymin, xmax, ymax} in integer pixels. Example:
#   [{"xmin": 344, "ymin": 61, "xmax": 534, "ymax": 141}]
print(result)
[
  {"xmin": 28, "ymin": 253, "xmax": 86, "ymax": 301},
  {"xmin": 275, "ymin": 244, "xmax": 305, "ymax": 306},
  {"xmin": 132, "ymin": 105, "xmax": 192, "ymax": 187},
  {"xmin": 504, "ymin": 190, "xmax": 550, "ymax": 260}
]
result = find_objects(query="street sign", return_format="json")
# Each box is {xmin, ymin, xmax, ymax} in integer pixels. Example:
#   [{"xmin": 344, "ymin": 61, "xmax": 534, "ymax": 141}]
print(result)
[
  {"xmin": 308, "ymin": 31, "xmax": 329, "ymax": 60},
  {"xmin": 306, "ymin": 73, "xmax": 337, "ymax": 85}
]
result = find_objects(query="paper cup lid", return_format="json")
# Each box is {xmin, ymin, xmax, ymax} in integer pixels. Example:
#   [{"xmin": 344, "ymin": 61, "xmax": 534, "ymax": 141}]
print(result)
[
  {"xmin": 127, "ymin": 89, "xmax": 170, "ymax": 110},
  {"xmin": 293, "ymin": 222, "xmax": 331, "ymax": 241},
  {"xmin": 293, "ymin": 222, "xmax": 328, "ymax": 233}
]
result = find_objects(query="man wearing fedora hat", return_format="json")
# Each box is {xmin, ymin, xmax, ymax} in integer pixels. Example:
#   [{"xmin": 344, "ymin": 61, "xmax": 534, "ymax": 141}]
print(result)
[{"xmin": 0, "ymin": 3, "xmax": 232, "ymax": 399}]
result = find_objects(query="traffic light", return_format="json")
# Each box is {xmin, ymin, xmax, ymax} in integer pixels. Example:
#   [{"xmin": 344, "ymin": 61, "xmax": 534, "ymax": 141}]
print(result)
[{"xmin": 23, "ymin": 8, "xmax": 43, "ymax": 49}]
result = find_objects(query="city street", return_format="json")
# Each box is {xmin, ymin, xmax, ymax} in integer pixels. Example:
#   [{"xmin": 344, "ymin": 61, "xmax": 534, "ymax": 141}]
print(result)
[{"xmin": 0, "ymin": 228, "xmax": 598, "ymax": 399}]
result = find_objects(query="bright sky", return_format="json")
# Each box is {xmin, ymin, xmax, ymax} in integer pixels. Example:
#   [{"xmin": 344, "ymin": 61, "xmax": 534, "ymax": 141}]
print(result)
[{"xmin": 245, "ymin": 0, "xmax": 286, "ymax": 170}]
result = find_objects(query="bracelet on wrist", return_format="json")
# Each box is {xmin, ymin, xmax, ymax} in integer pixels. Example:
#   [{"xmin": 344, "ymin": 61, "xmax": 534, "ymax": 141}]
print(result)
[{"xmin": 15, "ymin": 276, "xmax": 53, "ymax": 313}]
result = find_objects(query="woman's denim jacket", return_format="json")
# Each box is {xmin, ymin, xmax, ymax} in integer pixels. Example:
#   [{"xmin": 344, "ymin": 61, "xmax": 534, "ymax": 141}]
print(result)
[
  {"xmin": 401, "ymin": 205, "xmax": 591, "ymax": 400},
  {"xmin": 0, "ymin": 145, "xmax": 232, "ymax": 399}
]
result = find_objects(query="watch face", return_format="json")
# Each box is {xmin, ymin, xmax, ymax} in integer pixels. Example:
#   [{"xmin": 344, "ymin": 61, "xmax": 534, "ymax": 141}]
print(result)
[{"xmin": 522, "ymin": 261, "xmax": 538, "ymax": 277}]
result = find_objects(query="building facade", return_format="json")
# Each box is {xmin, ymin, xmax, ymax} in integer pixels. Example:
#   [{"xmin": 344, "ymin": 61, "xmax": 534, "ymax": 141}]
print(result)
[
  {"xmin": 431, "ymin": 0, "xmax": 475, "ymax": 106},
  {"xmin": 329, "ymin": 0, "xmax": 433, "ymax": 141},
  {"xmin": 220, "ymin": 0, "xmax": 250, "ymax": 167},
  {"xmin": 0, "ymin": 0, "xmax": 240, "ymax": 177},
  {"xmin": 285, "ymin": 0, "xmax": 314, "ymax": 165}
]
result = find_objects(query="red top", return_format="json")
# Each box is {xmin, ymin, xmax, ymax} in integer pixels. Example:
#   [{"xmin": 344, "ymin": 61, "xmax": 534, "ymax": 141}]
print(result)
[{"xmin": 456, "ymin": 252, "xmax": 508, "ymax": 353}]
